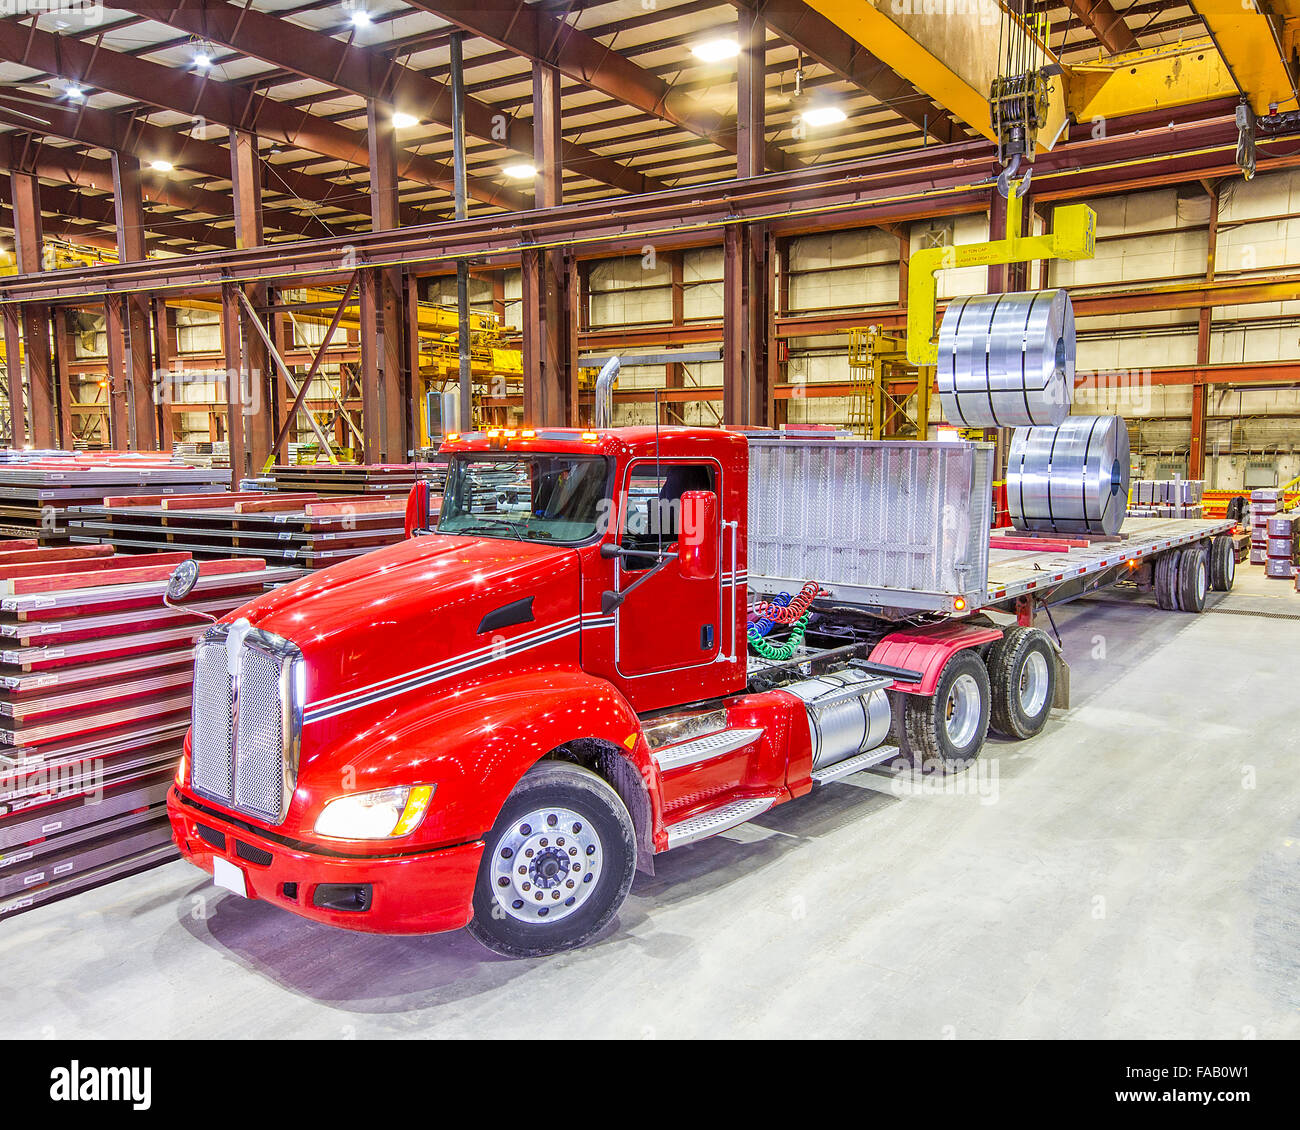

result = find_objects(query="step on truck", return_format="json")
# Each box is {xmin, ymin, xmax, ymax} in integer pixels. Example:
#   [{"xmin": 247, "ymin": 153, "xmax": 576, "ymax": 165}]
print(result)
[{"xmin": 167, "ymin": 427, "xmax": 1235, "ymax": 957}]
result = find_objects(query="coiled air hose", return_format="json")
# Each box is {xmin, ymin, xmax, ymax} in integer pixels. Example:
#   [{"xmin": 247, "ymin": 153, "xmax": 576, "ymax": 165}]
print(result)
[{"xmin": 747, "ymin": 582, "xmax": 823, "ymax": 660}]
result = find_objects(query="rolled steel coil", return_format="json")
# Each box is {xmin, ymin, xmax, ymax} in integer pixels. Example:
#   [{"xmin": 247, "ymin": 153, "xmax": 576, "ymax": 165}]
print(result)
[
  {"xmin": 937, "ymin": 289, "xmax": 1074, "ymax": 428},
  {"xmin": 1008, "ymin": 415, "xmax": 1131, "ymax": 537}
]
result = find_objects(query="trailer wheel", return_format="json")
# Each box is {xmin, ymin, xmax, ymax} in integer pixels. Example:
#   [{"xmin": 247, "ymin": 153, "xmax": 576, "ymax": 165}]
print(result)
[
  {"xmin": 1209, "ymin": 535, "xmax": 1236, "ymax": 592},
  {"xmin": 1155, "ymin": 550, "xmax": 1182, "ymax": 610},
  {"xmin": 1164, "ymin": 546, "xmax": 1185, "ymax": 608},
  {"xmin": 987, "ymin": 627, "xmax": 1057, "ymax": 740},
  {"xmin": 900, "ymin": 649, "xmax": 990, "ymax": 772},
  {"xmin": 1178, "ymin": 545, "xmax": 1208, "ymax": 613},
  {"xmin": 467, "ymin": 761, "xmax": 636, "ymax": 959}
]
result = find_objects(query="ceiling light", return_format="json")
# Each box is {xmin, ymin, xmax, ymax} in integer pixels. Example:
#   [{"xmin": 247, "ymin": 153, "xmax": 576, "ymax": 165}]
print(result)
[
  {"xmin": 349, "ymin": 8, "xmax": 372, "ymax": 27},
  {"xmin": 64, "ymin": 83, "xmax": 85, "ymax": 101},
  {"xmin": 193, "ymin": 51, "xmax": 213, "ymax": 69},
  {"xmin": 392, "ymin": 111, "xmax": 418, "ymax": 129},
  {"xmin": 150, "ymin": 159, "xmax": 174, "ymax": 173},
  {"xmin": 691, "ymin": 39, "xmax": 740, "ymax": 63},
  {"xmin": 502, "ymin": 163, "xmax": 536, "ymax": 179},
  {"xmin": 801, "ymin": 105, "xmax": 846, "ymax": 128}
]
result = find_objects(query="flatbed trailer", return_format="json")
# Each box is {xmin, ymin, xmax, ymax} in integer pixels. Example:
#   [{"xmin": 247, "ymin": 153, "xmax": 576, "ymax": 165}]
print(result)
[{"xmin": 982, "ymin": 516, "xmax": 1236, "ymax": 623}]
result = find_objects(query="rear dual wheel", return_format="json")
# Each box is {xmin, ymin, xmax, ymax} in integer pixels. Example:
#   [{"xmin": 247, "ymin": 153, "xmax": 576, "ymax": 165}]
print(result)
[
  {"xmin": 987, "ymin": 627, "xmax": 1057, "ymax": 740},
  {"xmin": 899, "ymin": 649, "xmax": 990, "ymax": 772},
  {"xmin": 1155, "ymin": 546, "xmax": 1210, "ymax": 612},
  {"xmin": 1209, "ymin": 535, "xmax": 1236, "ymax": 592}
]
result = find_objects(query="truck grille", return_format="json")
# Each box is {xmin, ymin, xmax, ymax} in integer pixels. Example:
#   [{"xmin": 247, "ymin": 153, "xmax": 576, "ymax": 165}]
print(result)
[{"xmin": 191, "ymin": 624, "xmax": 302, "ymax": 824}]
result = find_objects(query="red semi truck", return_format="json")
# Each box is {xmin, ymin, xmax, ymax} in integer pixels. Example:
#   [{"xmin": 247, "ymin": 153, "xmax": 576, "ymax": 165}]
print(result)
[{"xmin": 167, "ymin": 425, "xmax": 1234, "ymax": 956}]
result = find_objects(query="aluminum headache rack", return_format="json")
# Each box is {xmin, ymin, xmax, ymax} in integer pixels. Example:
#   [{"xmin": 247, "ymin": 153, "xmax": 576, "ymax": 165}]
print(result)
[{"xmin": 747, "ymin": 438, "xmax": 994, "ymax": 613}]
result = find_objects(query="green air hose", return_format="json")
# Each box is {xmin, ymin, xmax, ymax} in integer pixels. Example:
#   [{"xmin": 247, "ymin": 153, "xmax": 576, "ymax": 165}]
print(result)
[{"xmin": 747, "ymin": 611, "xmax": 811, "ymax": 661}]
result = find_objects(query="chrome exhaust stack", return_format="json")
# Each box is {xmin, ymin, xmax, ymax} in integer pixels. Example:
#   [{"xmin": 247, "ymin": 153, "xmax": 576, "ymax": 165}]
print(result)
[{"xmin": 593, "ymin": 356, "xmax": 621, "ymax": 428}]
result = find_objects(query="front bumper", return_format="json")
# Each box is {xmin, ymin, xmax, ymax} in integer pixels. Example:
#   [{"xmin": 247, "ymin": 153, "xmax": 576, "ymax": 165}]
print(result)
[{"xmin": 167, "ymin": 787, "xmax": 483, "ymax": 935}]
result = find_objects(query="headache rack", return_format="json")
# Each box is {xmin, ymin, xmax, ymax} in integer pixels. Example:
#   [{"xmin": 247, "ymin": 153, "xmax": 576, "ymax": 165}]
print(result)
[{"xmin": 747, "ymin": 437, "xmax": 994, "ymax": 614}]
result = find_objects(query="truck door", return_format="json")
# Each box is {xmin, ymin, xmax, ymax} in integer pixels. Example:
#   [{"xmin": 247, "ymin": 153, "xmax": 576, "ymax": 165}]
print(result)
[{"xmin": 615, "ymin": 459, "xmax": 723, "ymax": 678}]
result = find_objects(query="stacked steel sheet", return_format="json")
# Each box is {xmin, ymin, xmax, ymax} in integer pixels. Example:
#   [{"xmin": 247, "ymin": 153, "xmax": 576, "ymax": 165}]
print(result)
[
  {"xmin": 1250, "ymin": 488, "xmax": 1282, "ymax": 565},
  {"xmin": 66, "ymin": 492, "xmax": 421, "ymax": 568},
  {"xmin": 0, "ymin": 548, "xmax": 301, "ymax": 920},
  {"xmin": 1127, "ymin": 479, "xmax": 1204, "ymax": 519},
  {"xmin": 258, "ymin": 461, "xmax": 447, "ymax": 496},
  {"xmin": 1265, "ymin": 513, "xmax": 1298, "ymax": 580},
  {"xmin": 0, "ymin": 453, "xmax": 228, "ymax": 544}
]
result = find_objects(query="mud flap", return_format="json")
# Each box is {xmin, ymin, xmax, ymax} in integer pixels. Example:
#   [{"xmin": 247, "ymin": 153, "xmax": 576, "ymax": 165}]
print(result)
[{"xmin": 1053, "ymin": 654, "xmax": 1071, "ymax": 710}]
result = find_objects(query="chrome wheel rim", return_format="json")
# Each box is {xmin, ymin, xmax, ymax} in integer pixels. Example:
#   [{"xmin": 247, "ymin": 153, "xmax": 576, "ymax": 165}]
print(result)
[
  {"xmin": 1018, "ymin": 650, "xmax": 1050, "ymax": 717},
  {"xmin": 1196, "ymin": 557, "xmax": 1207, "ymax": 602},
  {"xmin": 944, "ymin": 673, "xmax": 982, "ymax": 749},
  {"xmin": 1226, "ymin": 548, "xmax": 1235, "ymax": 586},
  {"xmin": 489, "ymin": 805, "xmax": 603, "ymax": 924}
]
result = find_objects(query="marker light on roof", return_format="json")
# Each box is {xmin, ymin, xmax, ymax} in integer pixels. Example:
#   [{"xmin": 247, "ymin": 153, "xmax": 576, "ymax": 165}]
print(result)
[
  {"xmin": 581, "ymin": 432, "xmax": 599, "ymax": 442},
  {"xmin": 521, "ymin": 429, "xmax": 536, "ymax": 438},
  {"xmin": 445, "ymin": 433, "xmax": 459, "ymax": 442}
]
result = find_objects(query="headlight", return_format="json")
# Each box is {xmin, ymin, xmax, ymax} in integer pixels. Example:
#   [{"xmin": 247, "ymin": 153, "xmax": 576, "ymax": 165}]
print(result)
[
  {"xmin": 175, "ymin": 751, "xmax": 188, "ymax": 788},
  {"xmin": 314, "ymin": 785, "xmax": 435, "ymax": 840}
]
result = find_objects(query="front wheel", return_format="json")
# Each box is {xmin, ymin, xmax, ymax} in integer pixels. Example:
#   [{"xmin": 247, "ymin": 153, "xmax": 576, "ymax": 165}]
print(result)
[{"xmin": 467, "ymin": 761, "xmax": 637, "ymax": 958}]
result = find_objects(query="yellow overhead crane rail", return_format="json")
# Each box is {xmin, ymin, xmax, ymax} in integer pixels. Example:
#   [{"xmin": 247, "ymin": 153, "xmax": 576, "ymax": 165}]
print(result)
[{"xmin": 906, "ymin": 183, "xmax": 1096, "ymax": 367}]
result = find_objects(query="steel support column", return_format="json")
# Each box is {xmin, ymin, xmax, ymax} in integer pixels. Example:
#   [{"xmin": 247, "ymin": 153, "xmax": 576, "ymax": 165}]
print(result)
[
  {"xmin": 1191, "ymin": 182, "xmax": 1220, "ymax": 479},
  {"xmin": 103, "ymin": 296, "xmax": 130, "ymax": 449},
  {"xmin": 521, "ymin": 248, "xmax": 571, "ymax": 427},
  {"xmin": 10, "ymin": 172, "xmax": 55, "ymax": 447},
  {"xmin": 364, "ymin": 101, "xmax": 408, "ymax": 459},
  {"xmin": 229, "ymin": 130, "xmax": 273, "ymax": 470},
  {"xmin": 51, "ymin": 308, "xmax": 75, "ymax": 449},
  {"xmin": 221, "ymin": 283, "xmax": 247, "ymax": 488},
  {"xmin": 151, "ymin": 297, "xmax": 175, "ymax": 451},
  {"xmin": 723, "ymin": 223, "xmax": 770, "ymax": 427},
  {"xmin": 110, "ymin": 154, "xmax": 158, "ymax": 449},
  {"xmin": 2, "ymin": 304, "xmax": 24, "ymax": 448},
  {"xmin": 521, "ymin": 59, "xmax": 572, "ymax": 426},
  {"xmin": 736, "ymin": 4, "xmax": 766, "ymax": 179}
]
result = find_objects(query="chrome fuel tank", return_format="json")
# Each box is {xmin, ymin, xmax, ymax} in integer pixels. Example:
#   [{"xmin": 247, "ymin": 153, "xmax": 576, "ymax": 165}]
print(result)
[{"xmin": 785, "ymin": 668, "xmax": 891, "ymax": 771}]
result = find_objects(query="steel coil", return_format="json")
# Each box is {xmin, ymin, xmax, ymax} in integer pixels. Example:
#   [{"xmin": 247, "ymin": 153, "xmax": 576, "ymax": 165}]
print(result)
[
  {"xmin": 1008, "ymin": 415, "xmax": 1131, "ymax": 537},
  {"xmin": 937, "ymin": 289, "xmax": 1074, "ymax": 428}
]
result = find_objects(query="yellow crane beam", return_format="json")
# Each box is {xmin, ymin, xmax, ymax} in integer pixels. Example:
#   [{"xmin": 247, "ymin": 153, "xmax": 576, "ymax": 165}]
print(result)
[
  {"xmin": 802, "ymin": 0, "xmax": 1067, "ymax": 150},
  {"xmin": 1193, "ymin": 1, "xmax": 1299, "ymax": 114}
]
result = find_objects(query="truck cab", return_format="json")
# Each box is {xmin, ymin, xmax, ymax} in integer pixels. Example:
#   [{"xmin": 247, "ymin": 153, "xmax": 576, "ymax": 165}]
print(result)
[{"xmin": 168, "ymin": 425, "xmax": 1048, "ymax": 957}]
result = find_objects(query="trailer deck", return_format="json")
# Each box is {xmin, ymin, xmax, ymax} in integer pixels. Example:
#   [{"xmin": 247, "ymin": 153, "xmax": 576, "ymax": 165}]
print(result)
[{"xmin": 981, "ymin": 516, "xmax": 1233, "ymax": 612}]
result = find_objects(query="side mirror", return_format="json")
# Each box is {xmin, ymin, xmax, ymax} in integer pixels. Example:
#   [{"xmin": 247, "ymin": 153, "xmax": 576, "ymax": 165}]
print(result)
[
  {"xmin": 405, "ymin": 480, "xmax": 432, "ymax": 538},
  {"xmin": 166, "ymin": 559, "xmax": 200, "ymax": 602},
  {"xmin": 678, "ymin": 490, "xmax": 719, "ymax": 581}
]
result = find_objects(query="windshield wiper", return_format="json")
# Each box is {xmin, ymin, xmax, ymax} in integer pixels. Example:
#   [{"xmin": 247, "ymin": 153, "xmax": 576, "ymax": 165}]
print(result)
[{"xmin": 445, "ymin": 519, "xmax": 524, "ymax": 541}]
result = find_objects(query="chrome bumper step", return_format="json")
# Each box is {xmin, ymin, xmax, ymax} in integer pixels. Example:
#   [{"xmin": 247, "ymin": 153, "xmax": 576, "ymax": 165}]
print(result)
[
  {"xmin": 810, "ymin": 744, "xmax": 901, "ymax": 785},
  {"xmin": 652, "ymin": 727, "xmax": 763, "ymax": 773},
  {"xmin": 664, "ymin": 796, "xmax": 775, "ymax": 850}
]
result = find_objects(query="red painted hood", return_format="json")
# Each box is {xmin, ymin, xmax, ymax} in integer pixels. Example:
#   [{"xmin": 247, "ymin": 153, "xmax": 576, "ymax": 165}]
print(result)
[{"xmin": 228, "ymin": 533, "xmax": 582, "ymax": 716}]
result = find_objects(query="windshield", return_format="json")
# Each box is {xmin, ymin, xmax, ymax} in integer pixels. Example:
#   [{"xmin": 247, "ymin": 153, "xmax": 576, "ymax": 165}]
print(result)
[{"xmin": 438, "ymin": 453, "xmax": 611, "ymax": 544}]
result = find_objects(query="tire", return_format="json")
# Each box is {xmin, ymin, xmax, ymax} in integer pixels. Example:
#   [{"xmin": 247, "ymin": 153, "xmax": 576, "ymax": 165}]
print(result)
[
  {"xmin": 1210, "ymin": 535, "xmax": 1236, "ymax": 592},
  {"xmin": 466, "ymin": 761, "xmax": 636, "ymax": 958},
  {"xmin": 1178, "ymin": 545, "xmax": 1208, "ymax": 613},
  {"xmin": 987, "ymin": 627, "xmax": 1057, "ymax": 740},
  {"xmin": 900, "ymin": 649, "xmax": 990, "ymax": 773},
  {"xmin": 1157, "ymin": 549, "xmax": 1184, "ymax": 610},
  {"xmin": 1154, "ymin": 552, "xmax": 1175, "ymax": 610}
]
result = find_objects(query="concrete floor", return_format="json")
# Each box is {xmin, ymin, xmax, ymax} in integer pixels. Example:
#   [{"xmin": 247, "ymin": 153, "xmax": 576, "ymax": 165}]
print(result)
[{"xmin": 2, "ymin": 567, "xmax": 1297, "ymax": 1039}]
